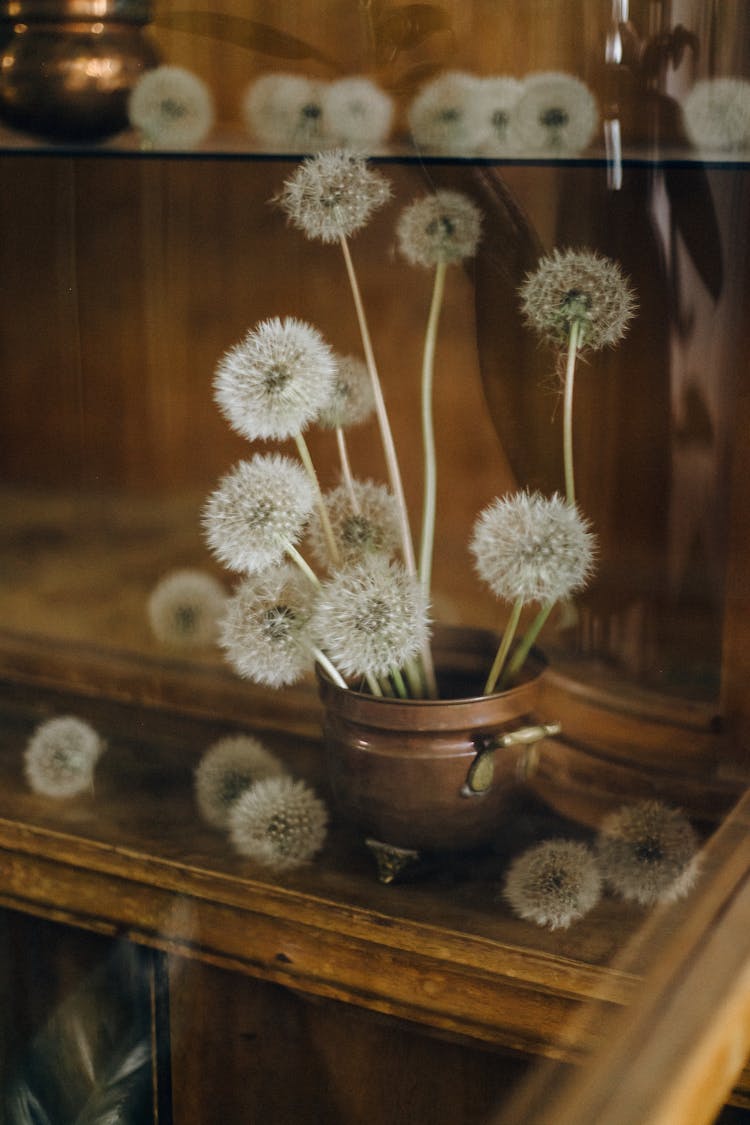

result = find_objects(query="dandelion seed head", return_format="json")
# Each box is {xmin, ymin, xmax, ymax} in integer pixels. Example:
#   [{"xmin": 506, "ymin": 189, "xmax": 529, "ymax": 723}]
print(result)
[
  {"xmin": 128, "ymin": 65, "xmax": 214, "ymax": 149},
  {"xmin": 311, "ymin": 557, "xmax": 430, "ymax": 679},
  {"xmin": 596, "ymin": 800, "xmax": 701, "ymax": 906},
  {"xmin": 468, "ymin": 76, "xmax": 524, "ymax": 155},
  {"xmin": 147, "ymin": 568, "xmax": 226, "ymax": 649},
  {"xmin": 228, "ymin": 776, "xmax": 328, "ymax": 870},
  {"xmin": 277, "ymin": 149, "xmax": 392, "ymax": 243},
  {"xmin": 214, "ymin": 317, "xmax": 337, "ymax": 442},
  {"xmin": 308, "ymin": 480, "xmax": 400, "ymax": 569},
  {"xmin": 323, "ymin": 76, "xmax": 394, "ymax": 148},
  {"xmin": 681, "ymin": 77, "xmax": 750, "ymax": 151},
  {"xmin": 520, "ymin": 248, "xmax": 636, "ymax": 351},
  {"xmin": 220, "ymin": 565, "xmax": 316, "ymax": 687},
  {"xmin": 195, "ymin": 734, "xmax": 287, "ymax": 829},
  {"xmin": 515, "ymin": 71, "xmax": 598, "ymax": 155},
  {"xmin": 396, "ymin": 190, "xmax": 482, "ymax": 268},
  {"xmin": 242, "ymin": 73, "xmax": 326, "ymax": 151},
  {"xmin": 24, "ymin": 716, "xmax": 104, "ymax": 799},
  {"xmin": 317, "ymin": 354, "xmax": 375, "ymax": 430},
  {"xmin": 203, "ymin": 454, "xmax": 315, "ymax": 574},
  {"xmin": 407, "ymin": 71, "xmax": 484, "ymax": 154},
  {"xmin": 503, "ymin": 838, "xmax": 602, "ymax": 930},
  {"xmin": 471, "ymin": 491, "xmax": 595, "ymax": 606}
]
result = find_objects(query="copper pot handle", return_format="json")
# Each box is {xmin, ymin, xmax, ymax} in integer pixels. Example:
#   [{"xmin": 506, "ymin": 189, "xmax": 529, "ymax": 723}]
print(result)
[{"xmin": 462, "ymin": 721, "xmax": 562, "ymax": 796}]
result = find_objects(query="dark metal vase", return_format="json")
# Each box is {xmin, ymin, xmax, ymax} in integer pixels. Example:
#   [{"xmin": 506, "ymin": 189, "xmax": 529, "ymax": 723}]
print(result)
[
  {"xmin": 0, "ymin": 0, "xmax": 158, "ymax": 141},
  {"xmin": 317, "ymin": 626, "xmax": 558, "ymax": 860}
]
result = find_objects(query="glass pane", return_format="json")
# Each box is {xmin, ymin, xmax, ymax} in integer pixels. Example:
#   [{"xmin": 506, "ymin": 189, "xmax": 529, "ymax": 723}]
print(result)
[{"xmin": 0, "ymin": 2, "xmax": 749, "ymax": 1122}]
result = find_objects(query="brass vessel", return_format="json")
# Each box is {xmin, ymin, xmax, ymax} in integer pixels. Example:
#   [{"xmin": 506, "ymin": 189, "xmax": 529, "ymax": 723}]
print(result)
[
  {"xmin": 317, "ymin": 626, "xmax": 555, "ymax": 856},
  {"xmin": 0, "ymin": 0, "xmax": 158, "ymax": 142}
]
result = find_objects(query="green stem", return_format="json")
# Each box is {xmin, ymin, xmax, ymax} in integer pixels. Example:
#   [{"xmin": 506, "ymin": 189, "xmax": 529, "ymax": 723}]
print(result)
[
  {"xmin": 419, "ymin": 259, "xmax": 447, "ymax": 597},
  {"xmin": 295, "ymin": 431, "xmax": 340, "ymax": 568},
  {"xmin": 501, "ymin": 601, "xmax": 555, "ymax": 688},
  {"xmin": 285, "ymin": 543, "xmax": 320, "ymax": 588},
  {"xmin": 391, "ymin": 666, "xmax": 409, "ymax": 699},
  {"xmin": 339, "ymin": 233, "xmax": 437, "ymax": 699},
  {"xmin": 563, "ymin": 318, "xmax": 581, "ymax": 507},
  {"xmin": 366, "ymin": 671, "xmax": 383, "ymax": 697},
  {"xmin": 310, "ymin": 645, "xmax": 348, "ymax": 689},
  {"xmin": 484, "ymin": 597, "xmax": 523, "ymax": 695}
]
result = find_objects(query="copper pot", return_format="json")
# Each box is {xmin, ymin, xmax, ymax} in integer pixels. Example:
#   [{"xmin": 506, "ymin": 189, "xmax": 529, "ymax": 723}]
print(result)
[
  {"xmin": 317, "ymin": 626, "xmax": 559, "ymax": 856},
  {"xmin": 0, "ymin": 0, "xmax": 158, "ymax": 141}
]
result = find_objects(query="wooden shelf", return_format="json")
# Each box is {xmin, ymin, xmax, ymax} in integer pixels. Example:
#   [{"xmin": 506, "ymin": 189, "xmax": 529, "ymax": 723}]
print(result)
[{"xmin": 0, "ymin": 676, "xmax": 748, "ymax": 1109}]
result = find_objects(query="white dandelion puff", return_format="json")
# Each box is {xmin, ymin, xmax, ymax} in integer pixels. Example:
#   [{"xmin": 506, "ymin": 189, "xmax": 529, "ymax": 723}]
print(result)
[
  {"xmin": 228, "ymin": 776, "xmax": 328, "ymax": 871},
  {"xmin": 471, "ymin": 491, "xmax": 595, "ymax": 606},
  {"xmin": 311, "ymin": 557, "xmax": 430, "ymax": 680},
  {"xmin": 515, "ymin": 71, "xmax": 599, "ymax": 155},
  {"xmin": 323, "ymin": 76, "xmax": 394, "ymax": 149},
  {"xmin": 128, "ymin": 65, "xmax": 214, "ymax": 150},
  {"xmin": 468, "ymin": 75, "xmax": 524, "ymax": 155},
  {"xmin": 277, "ymin": 148, "xmax": 392, "ymax": 244},
  {"xmin": 147, "ymin": 568, "xmax": 226, "ymax": 649},
  {"xmin": 596, "ymin": 800, "xmax": 701, "ymax": 906},
  {"xmin": 407, "ymin": 71, "xmax": 484, "ymax": 155},
  {"xmin": 503, "ymin": 839, "xmax": 602, "ymax": 930},
  {"xmin": 307, "ymin": 480, "xmax": 401, "ymax": 568},
  {"xmin": 220, "ymin": 565, "xmax": 317, "ymax": 687},
  {"xmin": 214, "ymin": 317, "xmax": 337, "ymax": 442},
  {"xmin": 519, "ymin": 248, "xmax": 636, "ymax": 352},
  {"xmin": 681, "ymin": 77, "xmax": 750, "ymax": 151},
  {"xmin": 242, "ymin": 73, "xmax": 326, "ymax": 151},
  {"xmin": 203, "ymin": 454, "xmax": 316, "ymax": 574},
  {"xmin": 24, "ymin": 716, "xmax": 104, "ymax": 799},
  {"xmin": 317, "ymin": 355, "xmax": 375, "ymax": 430},
  {"xmin": 396, "ymin": 190, "xmax": 482, "ymax": 268},
  {"xmin": 195, "ymin": 734, "xmax": 287, "ymax": 829}
]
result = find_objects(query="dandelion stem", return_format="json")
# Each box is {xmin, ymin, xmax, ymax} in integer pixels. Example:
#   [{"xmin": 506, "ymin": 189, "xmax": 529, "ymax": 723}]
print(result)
[
  {"xmin": 310, "ymin": 645, "xmax": 348, "ymax": 689},
  {"xmin": 502, "ymin": 600, "xmax": 554, "ymax": 688},
  {"xmin": 404, "ymin": 658, "xmax": 426, "ymax": 697},
  {"xmin": 562, "ymin": 318, "xmax": 581, "ymax": 507},
  {"xmin": 285, "ymin": 543, "xmax": 320, "ymax": 588},
  {"xmin": 339, "ymin": 232, "xmax": 437, "ymax": 698},
  {"xmin": 484, "ymin": 597, "xmax": 523, "ymax": 695},
  {"xmin": 366, "ymin": 671, "xmax": 384, "ymax": 696},
  {"xmin": 295, "ymin": 431, "xmax": 341, "ymax": 568},
  {"xmin": 419, "ymin": 258, "xmax": 447, "ymax": 596},
  {"xmin": 339, "ymin": 235, "xmax": 414, "ymax": 569},
  {"xmin": 335, "ymin": 426, "xmax": 361, "ymax": 513},
  {"xmin": 391, "ymin": 666, "xmax": 408, "ymax": 698}
]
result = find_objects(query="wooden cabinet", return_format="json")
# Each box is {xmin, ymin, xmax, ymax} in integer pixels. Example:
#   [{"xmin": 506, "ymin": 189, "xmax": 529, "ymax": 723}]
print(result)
[{"xmin": 1, "ymin": 2, "xmax": 750, "ymax": 1121}]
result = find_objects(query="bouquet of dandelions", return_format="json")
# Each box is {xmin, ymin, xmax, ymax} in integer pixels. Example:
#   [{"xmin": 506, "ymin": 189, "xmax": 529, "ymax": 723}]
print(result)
[{"xmin": 203, "ymin": 150, "xmax": 636, "ymax": 701}]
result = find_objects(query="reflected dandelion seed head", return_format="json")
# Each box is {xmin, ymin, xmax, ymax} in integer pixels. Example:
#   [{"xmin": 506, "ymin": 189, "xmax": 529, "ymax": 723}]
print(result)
[
  {"xmin": 228, "ymin": 776, "xmax": 329, "ymax": 870},
  {"xmin": 24, "ymin": 716, "xmax": 104, "ymax": 799},
  {"xmin": 596, "ymin": 800, "xmax": 701, "ymax": 905},
  {"xmin": 128, "ymin": 65, "xmax": 214, "ymax": 149},
  {"xmin": 503, "ymin": 838, "xmax": 602, "ymax": 930}
]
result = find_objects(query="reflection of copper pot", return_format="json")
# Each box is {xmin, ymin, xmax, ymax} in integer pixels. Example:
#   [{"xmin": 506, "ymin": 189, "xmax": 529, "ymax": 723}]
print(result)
[
  {"xmin": 0, "ymin": 0, "xmax": 158, "ymax": 142},
  {"xmin": 317, "ymin": 626, "xmax": 558, "ymax": 859}
]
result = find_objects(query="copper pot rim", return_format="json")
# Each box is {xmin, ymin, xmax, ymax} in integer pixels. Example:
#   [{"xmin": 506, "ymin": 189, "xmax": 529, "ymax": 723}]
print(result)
[{"xmin": 316, "ymin": 626, "xmax": 547, "ymax": 715}]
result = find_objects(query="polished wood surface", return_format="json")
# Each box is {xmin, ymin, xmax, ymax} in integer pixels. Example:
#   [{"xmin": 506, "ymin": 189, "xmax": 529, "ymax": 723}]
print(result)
[{"xmin": 492, "ymin": 789, "xmax": 750, "ymax": 1123}]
